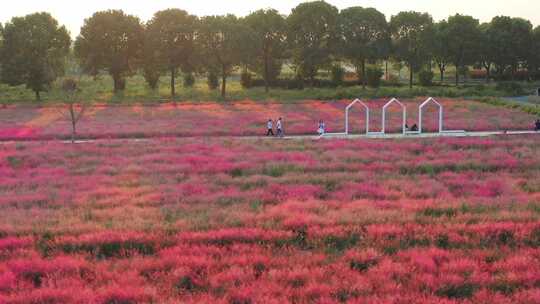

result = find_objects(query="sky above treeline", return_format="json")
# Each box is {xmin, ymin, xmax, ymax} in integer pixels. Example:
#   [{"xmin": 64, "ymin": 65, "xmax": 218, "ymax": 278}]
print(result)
[{"xmin": 1, "ymin": 0, "xmax": 539, "ymax": 37}]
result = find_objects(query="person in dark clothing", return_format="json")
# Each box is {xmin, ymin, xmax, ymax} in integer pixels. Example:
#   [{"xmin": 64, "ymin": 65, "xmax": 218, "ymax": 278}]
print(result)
[
  {"xmin": 410, "ymin": 124, "xmax": 419, "ymax": 132},
  {"xmin": 535, "ymin": 119, "xmax": 540, "ymax": 131},
  {"xmin": 266, "ymin": 119, "xmax": 274, "ymax": 136}
]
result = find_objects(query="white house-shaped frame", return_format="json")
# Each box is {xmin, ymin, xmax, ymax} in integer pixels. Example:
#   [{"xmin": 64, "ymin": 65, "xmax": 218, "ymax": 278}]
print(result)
[
  {"xmin": 381, "ymin": 98, "xmax": 407, "ymax": 134},
  {"xmin": 345, "ymin": 99, "xmax": 370, "ymax": 135},
  {"xmin": 418, "ymin": 97, "xmax": 443, "ymax": 133}
]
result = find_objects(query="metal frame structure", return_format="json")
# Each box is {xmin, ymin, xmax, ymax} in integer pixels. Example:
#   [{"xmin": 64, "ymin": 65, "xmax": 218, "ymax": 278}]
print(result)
[
  {"xmin": 418, "ymin": 97, "xmax": 443, "ymax": 133},
  {"xmin": 322, "ymin": 96, "xmax": 464, "ymax": 138},
  {"xmin": 345, "ymin": 99, "xmax": 370, "ymax": 135},
  {"xmin": 381, "ymin": 98, "xmax": 407, "ymax": 134}
]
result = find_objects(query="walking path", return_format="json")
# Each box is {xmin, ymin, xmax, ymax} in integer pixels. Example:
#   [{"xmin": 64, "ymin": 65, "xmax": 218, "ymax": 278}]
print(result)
[
  {"xmin": 0, "ymin": 130, "xmax": 537, "ymax": 145},
  {"xmin": 319, "ymin": 130, "xmax": 539, "ymax": 140}
]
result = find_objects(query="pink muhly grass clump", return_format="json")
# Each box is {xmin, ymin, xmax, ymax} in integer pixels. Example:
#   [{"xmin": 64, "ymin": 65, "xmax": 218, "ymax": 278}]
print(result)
[{"xmin": 96, "ymin": 285, "xmax": 156, "ymax": 304}]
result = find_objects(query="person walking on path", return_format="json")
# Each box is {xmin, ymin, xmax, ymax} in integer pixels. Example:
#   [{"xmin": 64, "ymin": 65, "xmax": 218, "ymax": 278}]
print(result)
[
  {"xmin": 318, "ymin": 120, "xmax": 326, "ymax": 136},
  {"xmin": 266, "ymin": 119, "xmax": 274, "ymax": 136},
  {"xmin": 276, "ymin": 117, "xmax": 284, "ymax": 137}
]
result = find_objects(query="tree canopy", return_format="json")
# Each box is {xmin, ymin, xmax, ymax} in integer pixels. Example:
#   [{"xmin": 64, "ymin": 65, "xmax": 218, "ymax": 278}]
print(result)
[
  {"xmin": 432, "ymin": 21, "xmax": 451, "ymax": 82},
  {"xmin": 3, "ymin": 3, "xmax": 540, "ymax": 97},
  {"xmin": 287, "ymin": 1, "xmax": 339, "ymax": 85},
  {"xmin": 244, "ymin": 9, "xmax": 287, "ymax": 92},
  {"xmin": 339, "ymin": 7, "xmax": 390, "ymax": 87},
  {"xmin": 145, "ymin": 9, "xmax": 197, "ymax": 96},
  {"xmin": 488, "ymin": 16, "xmax": 533, "ymax": 79},
  {"xmin": 390, "ymin": 11, "xmax": 434, "ymax": 88},
  {"xmin": 529, "ymin": 26, "xmax": 540, "ymax": 78},
  {"xmin": 446, "ymin": 14, "xmax": 481, "ymax": 85},
  {"xmin": 197, "ymin": 15, "xmax": 247, "ymax": 98},
  {"xmin": 0, "ymin": 13, "xmax": 70, "ymax": 100},
  {"xmin": 74, "ymin": 10, "xmax": 144, "ymax": 92}
]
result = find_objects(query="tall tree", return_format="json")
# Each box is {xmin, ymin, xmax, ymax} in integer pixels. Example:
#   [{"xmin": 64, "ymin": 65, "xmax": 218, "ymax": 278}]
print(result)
[
  {"xmin": 529, "ymin": 26, "xmax": 540, "ymax": 79},
  {"xmin": 488, "ymin": 16, "xmax": 532, "ymax": 79},
  {"xmin": 0, "ymin": 13, "xmax": 70, "ymax": 101},
  {"xmin": 390, "ymin": 11, "xmax": 434, "ymax": 88},
  {"xmin": 0, "ymin": 23, "xmax": 3, "ymax": 79},
  {"xmin": 478, "ymin": 23, "xmax": 496, "ymax": 82},
  {"xmin": 244, "ymin": 9, "xmax": 287, "ymax": 93},
  {"xmin": 75, "ymin": 10, "xmax": 144, "ymax": 92},
  {"xmin": 488, "ymin": 16, "xmax": 514, "ymax": 77},
  {"xmin": 287, "ymin": 1, "xmax": 339, "ymax": 86},
  {"xmin": 432, "ymin": 21, "xmax": 451, "ymax": 82},
  {"xmin": 197, "ymin": 15, "xmax": 246, "ymax": 98},
  {"xmin": 339, "ymin": 7, "xmax": 390, "ymax": 88},
  {"xmin": 141, "ymin": 28, "xmax": 162, "ymax": 90},
  {"xmin": 146, "ymin": 9, "xmax": 197, "ymax": 97},
  {"xmin": 446, "ymin": 14, "xmax": 481, "ymax": 86},
  {"xmin": 509, "ymin": 18, "xmax": 533, "ymax": 79}
]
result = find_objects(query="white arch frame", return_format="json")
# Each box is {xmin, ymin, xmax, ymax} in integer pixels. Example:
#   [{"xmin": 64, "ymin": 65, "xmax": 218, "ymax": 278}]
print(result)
[
  {"xmin": 419, "ymin": 97, "xmax": 443, "ymax": 133},
  {"xmin": 382, "ymin": 98, "xmax": 407, "ymax": 134},
  {"xmin": 345, "ymin": 99, "xmax": 370, "ymax": 135}
]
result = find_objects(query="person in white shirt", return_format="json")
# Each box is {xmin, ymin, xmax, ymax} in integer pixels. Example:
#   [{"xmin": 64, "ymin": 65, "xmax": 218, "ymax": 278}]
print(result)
[
  {"xmin": 266, "ymin": 119, "xmax": 274, "ymax": 136},
  {"xmin": 318, "ymin": 120, "xmax": 326, "ymax": 135},
  {"xmin": 276, "ymin": 117, "xmax": 284, "ymax": 137}
]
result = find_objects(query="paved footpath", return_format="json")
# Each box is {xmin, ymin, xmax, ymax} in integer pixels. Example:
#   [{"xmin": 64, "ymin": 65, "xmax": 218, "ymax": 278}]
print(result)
[
  {"xmin": 0, "ymin": 130, "xmax": 538, "ymax": 145},
  {"xmin": 318, "ymin": 130, "xmax": 540, "ymax": 140}
]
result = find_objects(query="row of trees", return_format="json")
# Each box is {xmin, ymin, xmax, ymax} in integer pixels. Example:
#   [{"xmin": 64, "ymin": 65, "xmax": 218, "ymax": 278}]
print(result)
[{"xmin": 1, "ymin": 1, "xmax": 540, "ymax": 101}]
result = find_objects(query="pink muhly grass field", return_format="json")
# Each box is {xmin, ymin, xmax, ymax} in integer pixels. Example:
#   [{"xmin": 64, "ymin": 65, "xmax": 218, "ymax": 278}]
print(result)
[
  {"xmin": 0, "ymin": 98, "xmax": 537, "ymax": 140},
  {"xmin": 0, "ymin": 135, "xmax": 539, "ymax": 303}
]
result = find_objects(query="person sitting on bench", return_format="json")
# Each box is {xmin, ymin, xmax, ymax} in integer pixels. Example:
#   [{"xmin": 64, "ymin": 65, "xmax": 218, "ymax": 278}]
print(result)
[{"xmin": 410, "ymin": 124, "xmax": 419, "ymax": 132}]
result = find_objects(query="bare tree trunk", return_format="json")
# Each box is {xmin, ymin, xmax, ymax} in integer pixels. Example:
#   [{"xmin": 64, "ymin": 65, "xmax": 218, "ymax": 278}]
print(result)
[
  {"xmin": 221, "ymin": 65, "xmax": 227, "ymax": 99},
  {"xmin": 35, "ymin": 90, "xmax": 41, "ymax": 101},
  {"xmin": 112, "ymin": 74, "xmax": 125, "ymax": 92},
  {"xmin": 455, "ymin": 67, "xmax": 459, "ymax": 87},
  {"xmin": 264, "ymin": 51, "xmax": 269, "ymax": 93},
  {"xmin": 409, "ymin": 65, "xmax": 414, "ymax": 89},
  {"xmin": 385, "ymin": 61, "xmax": 389, "ymax": 81},
  {"xmin": 171, "ymin": 68, "xmax": 176, "ymax": 98},
  {"xmin": 69, "ymin": 104, "xmax": 76, "ymax": 143},
  {"xmin": 439, "ymin": 65, "xmax": 445, "ymax": 83},
  {"xmin": 362, "ymin": 59, "xmax": 366, "ymax": 89}
]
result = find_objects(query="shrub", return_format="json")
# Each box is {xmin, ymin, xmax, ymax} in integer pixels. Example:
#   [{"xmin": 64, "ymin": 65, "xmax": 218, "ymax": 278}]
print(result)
[
  {"xmin": 418, "ymin": 70, "xmax": 434, "ymax": 87},
  {"xmin": 176, "ymin": 275, "xmax": 205, "ymax": 293},
  {"xmin": 294, "ymin": 73, "xmax": 305, "ymax": 90},
  {"xmin": 366, "ymin": 66, "xmax": 383, "ymax": 88},
  {"xmin": 495, "ymin": 82, "xmax": 525, "ymax": 96},
  {"xmin": 207, "ymin": 72, "xmax": 219, "ymax": 90},
  {"xmin": 183, "ymin": 73, "xmax": 195, "ymax": 88},
  {"xmin": 324, "ymin": 234, "xmax": 359, "ymax": 253},
  {"xmin": 240, "ymin": 70, "xmax": 253, "ymax": 88},
  {"xmin": 418, "ymin": 207, "xmax": 457, "ymax": 218},
  {"xmin": 6, "ymin": 156, "xmax": 23, "ymax": 169},
  {"xmin": 470, "ymin": 69, "xmax": 487, "ymax": 80},
  {"xmin": 436, "ymin": 283, "xmax": 477, "ymax": 299},
  {"xmin": 330, "ymin": 64, "xmax": 345, "ymax": 86},
  {"xmin": 384, "ymin": 74, "xmax": 401, "ymax": 87},
  {"xmin": 458, "ymin": 66, "xmax": 470, "ymax": 78},
  {"xmin": 143, "ymin": 68, "xmax": 160, "ymax": 90}
]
